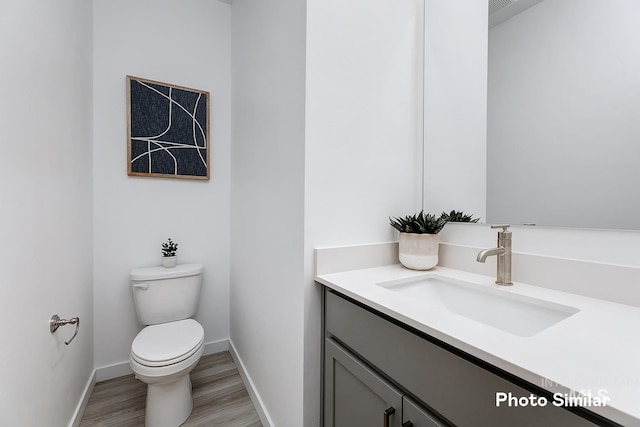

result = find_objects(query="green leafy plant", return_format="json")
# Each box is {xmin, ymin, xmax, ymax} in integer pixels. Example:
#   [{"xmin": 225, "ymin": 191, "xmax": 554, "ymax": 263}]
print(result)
[
  {"xmin": 440, "ymin": 210, "xmax": 480, "ymax": 223},
  {"xmin": 389, "ymin": 211, "xmax": 447, "ymax": 234},
  {"xmin": 161, "ymin": 238, "xmax": 178, "ymax": 257}
]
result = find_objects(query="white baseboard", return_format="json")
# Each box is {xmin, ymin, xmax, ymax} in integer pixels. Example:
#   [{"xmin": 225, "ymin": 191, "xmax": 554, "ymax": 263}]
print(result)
[
  {"xmin": 203, "ymin": 338, "xmax": 229, "ymax": 355},
  {"xmin": 68, "ymin": 369, "xmax": 96, "ymax": 427},
  {"xmin": 95, "ymin": 360, "xmax": 133, "ymax": 382},
  {"xmin": 229, "ymin": 340, "xmax": 274, "ymax": 427}
]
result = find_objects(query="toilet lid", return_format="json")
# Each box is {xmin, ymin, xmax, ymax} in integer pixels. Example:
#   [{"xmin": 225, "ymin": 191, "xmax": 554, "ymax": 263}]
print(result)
[{"xmin": 131, "ymin": 319, "xmax": 204, "ymax": 367}]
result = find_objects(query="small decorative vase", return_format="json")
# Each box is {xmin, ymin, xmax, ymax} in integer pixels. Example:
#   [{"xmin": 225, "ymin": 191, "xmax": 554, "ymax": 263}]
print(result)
[
  {"xmin": 398, "ymin": 232, "xmax": 439, "ymax": 270},
  {"xmin": 162, "ymin": 256, "xmax": 177, "ymax": 268}
]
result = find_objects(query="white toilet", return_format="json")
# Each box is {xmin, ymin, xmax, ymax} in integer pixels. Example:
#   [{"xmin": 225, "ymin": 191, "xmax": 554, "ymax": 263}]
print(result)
[{"xmin": 129, "ymin": 263, "xmax": 205, "ymax": 427}]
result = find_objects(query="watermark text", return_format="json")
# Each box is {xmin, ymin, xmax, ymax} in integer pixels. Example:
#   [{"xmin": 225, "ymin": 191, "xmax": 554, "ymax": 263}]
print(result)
[{"xmin": 495, "ymin": 390, "xmax": 610, "ymax": 408}]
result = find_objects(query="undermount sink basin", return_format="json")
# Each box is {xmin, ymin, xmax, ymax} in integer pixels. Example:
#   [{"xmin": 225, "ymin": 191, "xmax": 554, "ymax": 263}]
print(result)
[{"xmin": 378, "ymin": 275, "xmax": 579, "ymax": 337}]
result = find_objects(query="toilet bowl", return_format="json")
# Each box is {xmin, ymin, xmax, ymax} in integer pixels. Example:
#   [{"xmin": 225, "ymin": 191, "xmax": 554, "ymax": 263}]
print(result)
[
  {"xmin": 129, "ymin": 263, "xmax": 204, "ymax": 427},
  {"xmin": 130, "ymin": 319, "xmax": 204, "ymax": 427}
]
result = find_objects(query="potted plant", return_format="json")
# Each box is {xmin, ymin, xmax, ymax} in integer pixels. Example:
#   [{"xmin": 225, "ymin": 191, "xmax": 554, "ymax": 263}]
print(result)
[
  {"xmin": 440, "ymin": 210, "xmax": 480, "ymax": 223},
  {"xmin": 390, "ymin": 210, "xmax": 480, "ymax": 270},
  {"xmin": 161, "ymin": 238, "xmax": 179, "ymax": 268},
  {"xmin": 390, "ymin": 211, "xmax": 446, "ymax": 270}
]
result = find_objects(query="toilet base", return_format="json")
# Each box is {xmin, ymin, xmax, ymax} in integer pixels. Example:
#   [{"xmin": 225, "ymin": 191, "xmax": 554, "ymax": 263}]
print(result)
[
  {"xmin": 130, "ymin": 324, "xmax": 204, "ymax": 427},
  {"xmin": 145, "ymin": 375, "xmax": 193, "ymax": 427}
]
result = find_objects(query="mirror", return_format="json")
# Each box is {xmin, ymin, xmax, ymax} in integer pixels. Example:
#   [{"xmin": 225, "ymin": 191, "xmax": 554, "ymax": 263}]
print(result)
[{"xmin": 486, "ymin": 0, "xmax": 640, "ymax": 229}]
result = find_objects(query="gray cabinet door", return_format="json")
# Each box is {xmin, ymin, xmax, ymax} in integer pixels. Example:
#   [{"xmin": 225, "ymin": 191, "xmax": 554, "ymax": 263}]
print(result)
[
  {"xmin": 402, "ymin": 396, "xmax": 445, "ymax": 427},
  {"xmin": 325, "ymin": 338, "xmax": 403, "ymax": 427}
]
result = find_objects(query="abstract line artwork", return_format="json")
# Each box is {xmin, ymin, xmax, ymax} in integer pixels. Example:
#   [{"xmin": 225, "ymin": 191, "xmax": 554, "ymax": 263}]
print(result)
[{"xmin": 127, "ymin": 76, "xmax": 210, "ymax": 180}]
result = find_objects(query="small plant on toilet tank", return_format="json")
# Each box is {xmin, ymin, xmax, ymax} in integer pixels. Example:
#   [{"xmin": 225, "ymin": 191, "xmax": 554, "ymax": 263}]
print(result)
[
  {"xmin": 390, "ymin": 210, "xmax": 479, "ymax": 270},
  {"xmin": 161, "ymin": 237, "xmax": 179, "ymax": 268}
]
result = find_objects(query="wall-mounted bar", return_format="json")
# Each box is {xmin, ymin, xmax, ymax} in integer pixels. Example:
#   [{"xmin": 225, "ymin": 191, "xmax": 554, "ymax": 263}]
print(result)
[{"xmin": 50, "ymin": 314, "xmax": 80, "ymax": 345}]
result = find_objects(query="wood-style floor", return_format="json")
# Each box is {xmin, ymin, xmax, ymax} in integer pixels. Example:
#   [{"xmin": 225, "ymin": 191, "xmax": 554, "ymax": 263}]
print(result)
[{"xmin": 80, "ymin": 352, "xmax": 262, "ymax": 427}]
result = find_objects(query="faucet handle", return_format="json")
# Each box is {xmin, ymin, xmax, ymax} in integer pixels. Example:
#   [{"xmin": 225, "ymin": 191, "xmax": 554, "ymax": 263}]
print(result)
[{"xmin": 491, "ymin": 224, "xmax": 510, "ymax": 232}]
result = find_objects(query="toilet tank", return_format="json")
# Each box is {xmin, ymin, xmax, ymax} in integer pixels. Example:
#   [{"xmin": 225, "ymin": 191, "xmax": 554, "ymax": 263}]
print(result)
[{"xmin": 130, "ymin": 263, "xmax": 203, "ymax": 325}]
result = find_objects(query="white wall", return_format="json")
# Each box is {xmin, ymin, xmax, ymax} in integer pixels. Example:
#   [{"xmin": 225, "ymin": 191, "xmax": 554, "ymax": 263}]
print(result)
[
  {"xmin": 487, "ymin": 0, "xmax": 640, "ymax": 229},
  {"xmin": 232, "ymin": 1, "xmax": 423, "ymax": 424},
  {"xmin": 93, "ymin": 0, "xmax": 231, "ymax": 375},
  {"xmin": 230, "ymin": 0, "xmax": 306, "ymax": 425},
  {"xmin": 230, "ymin": 1, "xmax": 306, "ymax": 426},
  {"xmin": 423, "ymin": 0, "xmax": 488, "ymax": 218},
  {"xmin": 305, "ymin": 0, "xmax": 424, "ymax": 425},
  {"xmin": 306, "ymin": 0, "xmax": 424, "ymax": 244},
  {"xmin": 0, "ymin": 1, "xmax": 94, "ymax": 425}
]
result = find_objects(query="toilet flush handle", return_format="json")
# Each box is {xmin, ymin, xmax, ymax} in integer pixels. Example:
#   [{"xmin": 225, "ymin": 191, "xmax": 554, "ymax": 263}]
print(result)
[{"xmin": 133, "ymin": 283, "xmax": 149, "ymax": 290}]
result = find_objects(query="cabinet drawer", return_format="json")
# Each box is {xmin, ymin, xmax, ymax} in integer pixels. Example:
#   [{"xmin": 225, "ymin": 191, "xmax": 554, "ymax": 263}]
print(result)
[{"xmin": 325, "ymin": 289, "xmax": 599, "ymax": 427}]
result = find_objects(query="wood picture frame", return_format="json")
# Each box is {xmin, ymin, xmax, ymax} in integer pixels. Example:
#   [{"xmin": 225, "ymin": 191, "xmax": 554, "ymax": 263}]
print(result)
[{"xmin": 126, "ymin": 75, "xmax": 210, "ymax": 180}]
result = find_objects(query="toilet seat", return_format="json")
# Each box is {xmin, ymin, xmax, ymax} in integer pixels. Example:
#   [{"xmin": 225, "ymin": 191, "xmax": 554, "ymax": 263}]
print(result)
[{"xmin": 131, "ymin": 319, "xmax": 204, "ymax": 367}]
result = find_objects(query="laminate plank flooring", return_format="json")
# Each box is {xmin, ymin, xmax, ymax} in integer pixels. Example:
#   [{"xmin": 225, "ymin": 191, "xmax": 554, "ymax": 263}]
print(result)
[{"xmin": 80, "ymin": 352, "xmax": 262, "ymax": 427}]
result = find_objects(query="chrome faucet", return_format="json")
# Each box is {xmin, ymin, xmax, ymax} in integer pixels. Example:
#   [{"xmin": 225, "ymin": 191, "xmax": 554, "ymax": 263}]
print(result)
[{"xmin": 476, "ymin": 225, "xmax": 512, "ymax": 286}]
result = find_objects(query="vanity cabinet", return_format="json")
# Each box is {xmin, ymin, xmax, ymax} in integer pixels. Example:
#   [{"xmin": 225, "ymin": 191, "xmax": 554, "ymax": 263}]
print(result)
[
  {"xmin": 325, "ymin": 337, "xmax": 443, "ymax": 427},
  {"xmin": 323, "ymin": 288, "xmax": 612, "ymax": 427}
]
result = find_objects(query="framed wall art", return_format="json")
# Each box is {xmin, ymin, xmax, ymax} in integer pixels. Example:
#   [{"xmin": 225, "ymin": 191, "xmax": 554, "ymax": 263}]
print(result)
[{"xmin": 127, "ymin": 76, "xmax": 210, "ymax": 180}]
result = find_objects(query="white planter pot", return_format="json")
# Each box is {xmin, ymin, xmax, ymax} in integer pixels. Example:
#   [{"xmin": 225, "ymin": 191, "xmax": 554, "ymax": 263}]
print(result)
[
  {"xmin": 398, "ymin": 232, "xmax": 439, "ymax": 270},
  {"xmin": 162, "ymin": 256, "xmax": 177, "ymax": 268}
]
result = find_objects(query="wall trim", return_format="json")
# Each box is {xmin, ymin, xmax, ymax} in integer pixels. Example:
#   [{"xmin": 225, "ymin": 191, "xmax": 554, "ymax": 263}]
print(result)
[
  {"xmin": 95, "ymin": 360, "xmax": 133, "ymax": 382},
  {"xmin": 68, "ymin": 369, "xmax": 96, "ymax": 427},
  {"xmin": 203, "ymin": 338, "xmax": 230, "ymax": 356},
  {"xmin": 229, "ymin": 339, "xmax": 274, "ymax": 427}
]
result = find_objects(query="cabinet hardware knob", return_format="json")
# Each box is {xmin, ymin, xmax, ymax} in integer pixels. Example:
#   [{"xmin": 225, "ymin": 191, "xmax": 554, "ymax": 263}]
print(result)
[
  {"xmin": 383, "ymin": 407, "xmax": 395, "ymax": 427},
  {"xmin": 402, "ymin": 422, "xmax": 414, "ymax": 427}
]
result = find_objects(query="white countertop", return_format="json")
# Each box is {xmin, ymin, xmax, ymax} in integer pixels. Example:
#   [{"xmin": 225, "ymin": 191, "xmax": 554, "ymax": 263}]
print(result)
[{"xmin": 316, "ymin": 264, "xmax": 640, "ymax": 426}]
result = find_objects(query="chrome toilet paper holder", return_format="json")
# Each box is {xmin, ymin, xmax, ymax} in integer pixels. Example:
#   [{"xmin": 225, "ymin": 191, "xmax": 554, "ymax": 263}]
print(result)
[{"xmin": 50, "ymin": 314, "xmax": 80, "ymax": 345}]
